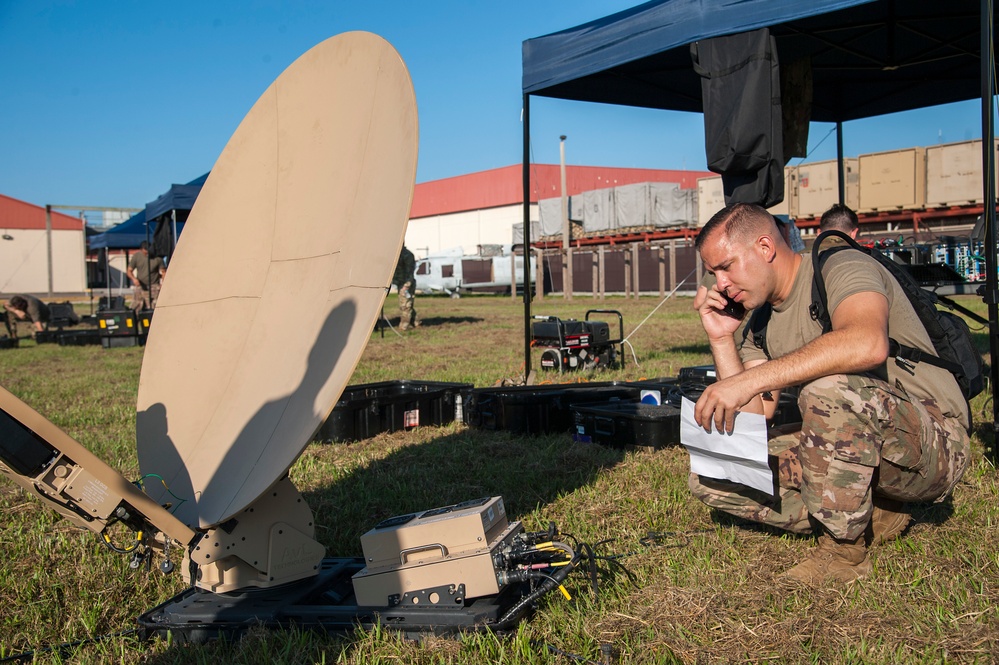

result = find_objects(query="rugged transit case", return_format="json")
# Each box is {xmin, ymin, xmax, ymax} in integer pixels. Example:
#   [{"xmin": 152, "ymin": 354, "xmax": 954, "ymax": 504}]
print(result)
[
  {"xmin": 315, "ymin": 380, "xmax": 472, "ymax": 442},
  {"xmin": 57, "ymin": 329, "xmax": 102, "ymax": 346},
  {"xmin": 572, "ymin": 401, "xmax": 682, "ymax": 448},
  {"xmin": 98, "ymin": 310, "xmax": 141, "ymax": 349},
  {"xmin": 464, "ymin": 382, "xmax": 640, "ymax": 435}
]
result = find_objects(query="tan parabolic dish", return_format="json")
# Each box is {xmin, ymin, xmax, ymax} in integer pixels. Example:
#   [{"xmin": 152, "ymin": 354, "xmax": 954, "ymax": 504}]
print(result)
[{"xmin": 135, "ymin": 32, "xmax": 418, "ymax": 530}]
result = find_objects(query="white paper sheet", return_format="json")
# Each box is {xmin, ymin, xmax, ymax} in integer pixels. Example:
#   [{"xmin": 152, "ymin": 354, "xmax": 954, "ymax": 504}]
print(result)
[{"xmin": 679, "ymin": 397, "xmax": 774, "ymax": 496}]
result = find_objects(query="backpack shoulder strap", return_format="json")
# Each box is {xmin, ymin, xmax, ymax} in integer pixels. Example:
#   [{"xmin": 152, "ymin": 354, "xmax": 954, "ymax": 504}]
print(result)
[
  {"xmin": 808, "ymin": 230, "xmax": 859, "ymax": 332},
  {"xmin": 741, "ymin": 302, "xmax": 773, "ymax": 359}
]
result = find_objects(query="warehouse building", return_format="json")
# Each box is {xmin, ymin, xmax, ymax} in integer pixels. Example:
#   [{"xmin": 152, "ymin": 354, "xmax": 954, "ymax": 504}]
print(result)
[
  {"xmin": 0, "ymin": 194, "xmax": 87, "ymax": 297},
  {"xmin": 405, "ymin": 163, "xmax": 711, "ymax": 257}
]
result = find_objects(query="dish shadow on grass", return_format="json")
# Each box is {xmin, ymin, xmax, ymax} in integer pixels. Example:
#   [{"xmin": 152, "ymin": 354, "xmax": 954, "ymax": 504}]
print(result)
[{"xmin": 302, "ymin": 426, "xmax": 629, "ymax": 556}]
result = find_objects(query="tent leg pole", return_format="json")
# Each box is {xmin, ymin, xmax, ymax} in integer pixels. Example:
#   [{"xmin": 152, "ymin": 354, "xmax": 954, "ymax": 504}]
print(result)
[
  {"xmin": 522, "ymin": 93, "xmax": 532, "ymax": 382},
  {"xmin": 981, "ymin": 0, "xmax": 998, "ymax": 463},
  {"xmin": 836, "ymin": 121, "xmax": 845, "ymax": 205}
]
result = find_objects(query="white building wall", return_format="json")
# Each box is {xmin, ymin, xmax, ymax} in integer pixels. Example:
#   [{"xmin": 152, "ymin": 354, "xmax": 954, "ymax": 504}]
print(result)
[
  {"xmin": 406, "ymin": 204, "xmax": 539, "ymax": 258},
  {"xmin": 0, "ymin": 228, "xmax": 87, "ymax": 295}
]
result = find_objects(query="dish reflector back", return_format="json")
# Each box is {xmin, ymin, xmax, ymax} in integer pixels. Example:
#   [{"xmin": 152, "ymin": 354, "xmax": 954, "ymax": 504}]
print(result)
[{"xmin": 135, "ymin": 32, "xmax": 418, "ymax": 529}]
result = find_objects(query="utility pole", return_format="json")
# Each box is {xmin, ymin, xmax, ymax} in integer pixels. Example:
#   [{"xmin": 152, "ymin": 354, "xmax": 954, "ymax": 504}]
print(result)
[{"xmin": 560, "ymin": 135, "xmax": 572, "ymax": 300}]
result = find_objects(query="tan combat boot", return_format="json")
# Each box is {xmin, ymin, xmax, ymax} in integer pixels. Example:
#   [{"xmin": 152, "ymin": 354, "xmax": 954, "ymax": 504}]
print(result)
[
  {"xmin": 785, "ymin": 533, "xmax": 871, "ymax": 585},
  {"xmin": 865, "ymin": 497, "xmax": 911, "ymax": 547}
]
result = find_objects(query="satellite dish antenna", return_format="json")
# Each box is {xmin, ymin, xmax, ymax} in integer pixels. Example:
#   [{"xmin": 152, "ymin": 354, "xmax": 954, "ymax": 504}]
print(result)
[{"xmin": 135, "ymin": 31, "xmax": 418, "ymax": 531}]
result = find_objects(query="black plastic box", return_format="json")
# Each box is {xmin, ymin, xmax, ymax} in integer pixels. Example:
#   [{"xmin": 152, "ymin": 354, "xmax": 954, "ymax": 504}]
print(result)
[
  {"xmin": 98, "ymin": 295, "xmax": 125, "ymax": 311},
  {"xmin": 572, "ymin": 401, "xmax": 682, "ymax": 448},
  {"xmin": 58, "ymin": 329, "xmax": 101, "ymax": 346},
  {"xmin": 47, "ymin": 302, "xmax": 79, "ymax": 328},
  {"xmin": 464, "ymin": 382, "xmax": 640, "ymax": 435},
  {"xmin": 136, "ymin": 309, "xmax": 154, "ymax": 335},
  {"xmin": 315, "ymin": 380, "xmax": 472, "ymax": 442},
  {"xmin": 98, "ymin": 310, "xmax": 138, "ymax": 336},
  {"xmin": 677, "ymin": 365, "xmax": 718, "ymax": 383},
  {"xmin": 630, "ymin": 375, "xmax": 802, "ymax": 429},
  {"xmin": 34, "ymin": 330, "xmax": 60, "ymax": 344},
  {"xmin": 99, "ymin": 309, "xmax": 141, "ymax": 349},
  {"xmin": 102, "ymin": 335, "xmax": 141, "ymax": 349}
]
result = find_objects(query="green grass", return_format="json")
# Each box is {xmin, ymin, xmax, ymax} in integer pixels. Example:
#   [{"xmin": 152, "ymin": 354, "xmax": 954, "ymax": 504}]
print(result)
[{"xmin": 0, "ymin": 294, "xmax": 997, "ymax": 663}]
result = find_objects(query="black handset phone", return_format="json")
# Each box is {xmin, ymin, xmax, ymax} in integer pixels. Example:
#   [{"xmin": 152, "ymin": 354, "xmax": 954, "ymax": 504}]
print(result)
[{"xmin": 721, "ymin": 294, "xmax": 745, "ymax": 318}]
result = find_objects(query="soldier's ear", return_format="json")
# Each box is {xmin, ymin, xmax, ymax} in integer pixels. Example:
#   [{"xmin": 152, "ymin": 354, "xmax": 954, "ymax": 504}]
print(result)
[{"xmin": 757, "ymin": 234, "xmax": 777, "ymax": 263}]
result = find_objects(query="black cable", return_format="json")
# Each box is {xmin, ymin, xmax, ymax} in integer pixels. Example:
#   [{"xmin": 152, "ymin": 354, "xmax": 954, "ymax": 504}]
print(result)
[
  {"xmin": 31, "ymin": 484, "xmax": 93, "ymax": 523},
  {"xmin": 0, "ymin": 628, "xmax": 138, "ymax": 663},
  {"xmin": 494, "ymin": 551, "xmax": 580, "ymax": 628}
]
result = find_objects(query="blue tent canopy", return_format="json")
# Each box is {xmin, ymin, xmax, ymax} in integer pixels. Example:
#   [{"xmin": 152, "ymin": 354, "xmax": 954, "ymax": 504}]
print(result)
[
  {"xmin": 522, "ymin": 0, "xmax": 987, "ymax": 122},
  {"xmin": 144, "ymin": 172, "xmax": 209, "ymax": 222},
  {"xmin": 89, "ymin": 172, "xmax": 209, "ymax": 251},
  {"xmin": 88, "ymin": 209, "xmax": 150, "ymax": 250}
]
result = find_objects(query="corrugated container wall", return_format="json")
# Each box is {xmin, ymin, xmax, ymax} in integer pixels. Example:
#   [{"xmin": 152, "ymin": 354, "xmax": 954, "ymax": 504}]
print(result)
[
  {"xmin": 858, "ymin": 148, "xmax": 927, "ymax": 212},
  {"xmin": 793, "ymin": 159, "xmax": 859, "ymax": 218},
  {"xmin": 926, "ymin": 139, "xmax": 999, "ymax": 207},
  {"xmin": 696, "ymin": 168, "xmax": 795, "ymax": 226}
]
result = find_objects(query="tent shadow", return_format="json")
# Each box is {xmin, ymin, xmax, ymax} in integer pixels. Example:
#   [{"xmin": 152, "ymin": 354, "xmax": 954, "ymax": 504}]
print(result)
[{"xmin": 381, "ymin": 315, "xmax": 484, "ymax": 330}]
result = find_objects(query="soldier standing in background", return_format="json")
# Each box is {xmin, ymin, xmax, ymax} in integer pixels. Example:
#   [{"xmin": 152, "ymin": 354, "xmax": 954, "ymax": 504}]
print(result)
[
  {"xmin": 819, "ymin": 203, "xmax": 861, "ymax": 239},
  {"xmin": 392, "ymin": 246, "xmax": 420, "ymax": 331},
  {"xmin": 127, "ymin": 241, "xmax": 166, "ymax": 312}
]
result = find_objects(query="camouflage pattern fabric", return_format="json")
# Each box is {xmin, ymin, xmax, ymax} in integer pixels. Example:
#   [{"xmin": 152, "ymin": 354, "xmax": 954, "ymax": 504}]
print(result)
[
  {"xmin": 131, "ymin": 286, "xmax": 152, "ymax": 312},
  {"xmin": 397, "ymin": 280, "xmax": 418, "ymax": 330},
  {"xmin": 689, "ymin": 373, "xmax": 969, "ymax": 541}
]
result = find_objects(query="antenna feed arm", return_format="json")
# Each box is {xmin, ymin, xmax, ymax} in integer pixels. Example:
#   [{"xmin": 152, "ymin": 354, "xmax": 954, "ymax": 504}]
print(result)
[{"xmin": 0, "ymin": 385, "xmax": 196, "ymax": 557}]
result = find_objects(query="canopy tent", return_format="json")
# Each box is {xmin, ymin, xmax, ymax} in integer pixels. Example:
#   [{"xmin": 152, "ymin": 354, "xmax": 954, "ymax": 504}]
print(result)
[
  {"xmin": 88, "ymin": 173, "xmax": 209, "ymax": 253},
  {"xmin": 88, "ymin": 209, "xmax": 150, "ymax": 250},
  {"xmin": 144, "ymin": 172, "xmax": 209, "ymax": 220},
  {"xmin": 144, "ymin": 172, "xmax": 209, "ymax": 259},
  {"xmin": 523, "ymin": 0, "xmax": 986, "ymax": 122},
  {"xmin": 521, "ymin": 0, "xmax": 997, "ymax": 451}
]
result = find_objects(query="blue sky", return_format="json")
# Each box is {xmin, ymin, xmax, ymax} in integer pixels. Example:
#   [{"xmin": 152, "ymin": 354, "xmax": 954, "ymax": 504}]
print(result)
[{"xmin": 0, "ymin": 1, "xmax": 991, "ymax": 217}]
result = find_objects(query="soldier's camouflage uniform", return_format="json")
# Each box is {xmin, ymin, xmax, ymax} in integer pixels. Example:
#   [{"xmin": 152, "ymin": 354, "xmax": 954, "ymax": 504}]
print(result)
[
  {"xmin": 689, "ymin": 373, "xmax": 969, "ymax": 541},
  {"xmin": 393, "ymin": 247, "xmax": 419, "ymax": 331},
  {"xmin": 690, "ymin": 249, "xmax": 970, "ymax": 542}
]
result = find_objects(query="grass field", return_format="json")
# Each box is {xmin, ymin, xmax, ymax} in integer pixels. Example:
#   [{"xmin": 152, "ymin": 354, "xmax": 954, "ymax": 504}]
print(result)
[{"xmin": 0, "ymin": 293, "xmax": 997, "ymax": 664}]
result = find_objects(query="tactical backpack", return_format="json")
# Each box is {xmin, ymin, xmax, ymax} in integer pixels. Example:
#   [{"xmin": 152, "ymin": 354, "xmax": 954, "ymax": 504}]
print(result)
[{"xmin": 745, "ymin": 230, "xmax": 985, "ymax": 401}]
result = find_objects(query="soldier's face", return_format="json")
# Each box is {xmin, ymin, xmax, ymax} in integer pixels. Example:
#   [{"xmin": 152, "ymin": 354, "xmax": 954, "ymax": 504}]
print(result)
[{"xmin": 700, "ymin": 231, "xmax": 774, "ymax": 310}]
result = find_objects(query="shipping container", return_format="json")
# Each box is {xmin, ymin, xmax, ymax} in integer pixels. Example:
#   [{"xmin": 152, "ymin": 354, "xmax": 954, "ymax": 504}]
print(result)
[
  {"xmin": 925, "ymin": 139, "xmax": 999, "ymax": 207},
  {"xmin": 696, "ymin": 169, "xmax": 795, "ymax": 226},
  {"xmin": 792, "ymin": 159, "xmax": 859, "ymax": 218},
  {"xmin": 696, "ymin": 176, "xmax": 725, "ymax": 227},
  {"xmin": 858, "ymin": 147, "xmax": 926, "ymax": 211}
]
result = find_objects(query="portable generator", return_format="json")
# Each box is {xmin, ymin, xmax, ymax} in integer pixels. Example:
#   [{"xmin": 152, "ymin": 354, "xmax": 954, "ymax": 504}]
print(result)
[{"xmin": 531, "ymin": 309, "xmax": 624, "ymax": 372}]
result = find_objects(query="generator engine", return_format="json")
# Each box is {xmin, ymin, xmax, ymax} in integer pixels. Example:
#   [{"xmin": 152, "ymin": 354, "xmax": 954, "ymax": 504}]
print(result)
[{"xmin": 531, "ymin": 309, "xmax": 624, "ymax": 372}]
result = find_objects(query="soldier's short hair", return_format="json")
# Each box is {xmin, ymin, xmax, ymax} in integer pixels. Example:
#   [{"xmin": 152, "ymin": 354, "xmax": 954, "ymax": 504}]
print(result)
[
  {"xmin": 819, "ymin": 204, "xmax": 859, "ymax": 234},
  {"xmin": 695, "ymin": 203, "xmax": 781, "ymax": 251}
]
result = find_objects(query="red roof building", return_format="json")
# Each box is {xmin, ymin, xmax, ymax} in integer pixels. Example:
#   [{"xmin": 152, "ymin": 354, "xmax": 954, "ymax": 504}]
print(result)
[
  {"xmin": 410, "ymin": 164, "xmax": 710, "ymax": 219},
  {"xmin": 0, "ymin": 194, "xmax": 85, "ymax": 231},
  {"xmin": 0, "ymin": 194, "xmax": 87, "ymax": 295}
]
